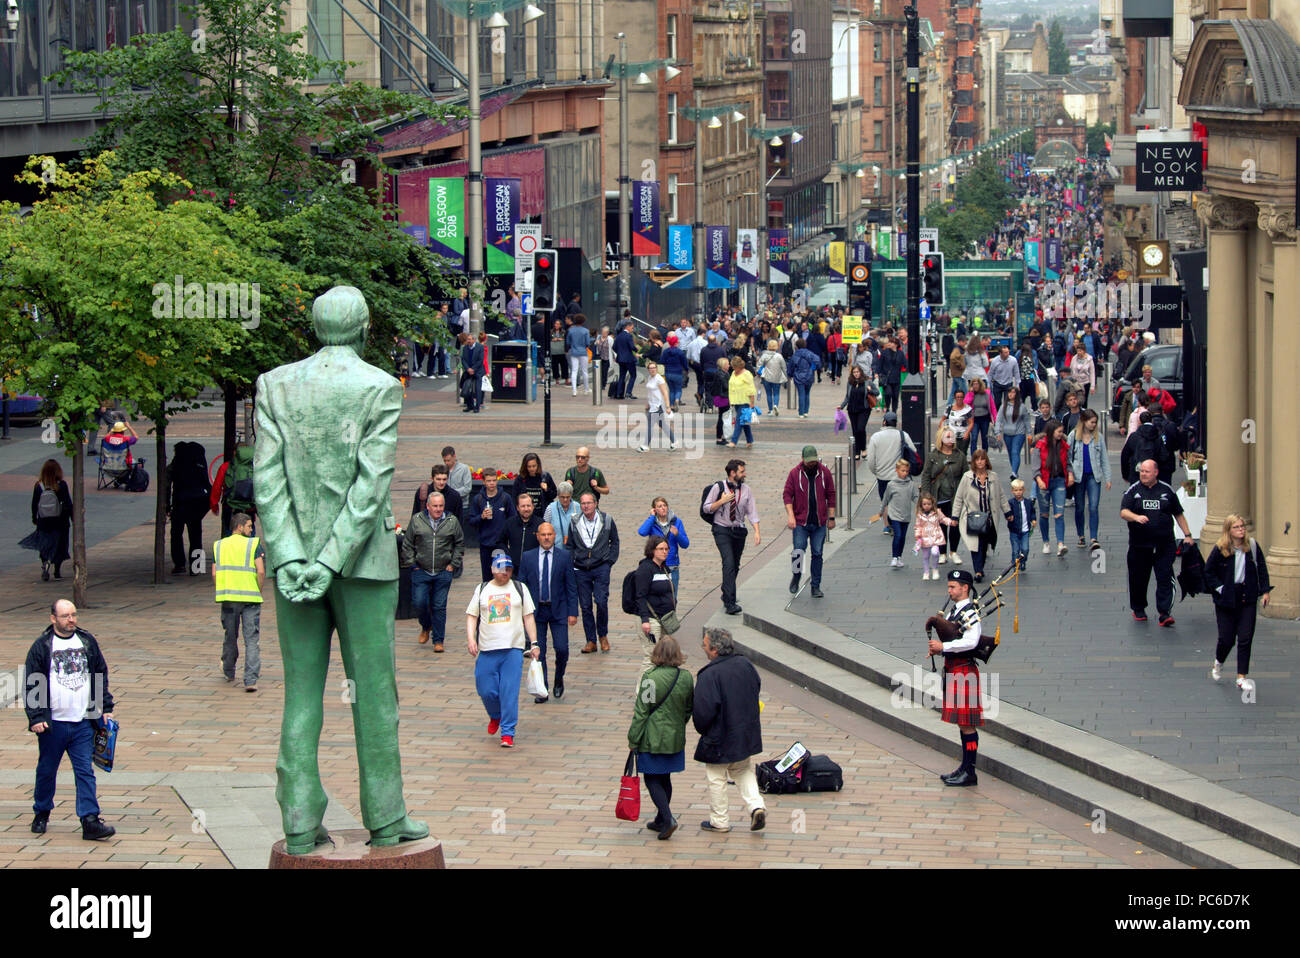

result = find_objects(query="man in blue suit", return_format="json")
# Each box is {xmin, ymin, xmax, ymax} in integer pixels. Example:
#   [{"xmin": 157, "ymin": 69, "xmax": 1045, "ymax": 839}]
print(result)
[
  {"xmin": 519, "ymin": 521, "xmax": 578, "ymax": 702},
  {"xmin": 613, "ymin": 319, "xmax": 638, "ymax": 400}
]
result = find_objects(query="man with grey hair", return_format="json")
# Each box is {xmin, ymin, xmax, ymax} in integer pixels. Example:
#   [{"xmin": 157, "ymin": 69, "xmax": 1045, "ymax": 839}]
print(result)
[{"xmin": 693, "ymin": 628, "xmax": 766, "ymax": 832}]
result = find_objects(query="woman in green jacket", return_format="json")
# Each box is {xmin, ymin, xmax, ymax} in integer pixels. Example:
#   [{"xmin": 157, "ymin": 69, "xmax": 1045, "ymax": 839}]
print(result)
[
  {"xmin": 627, "ymin": 635, "xmax": 694, "ymax": 840},
  {"xmin": 919, "ymin": 426, "xmax": 969, "ymax": 564}
]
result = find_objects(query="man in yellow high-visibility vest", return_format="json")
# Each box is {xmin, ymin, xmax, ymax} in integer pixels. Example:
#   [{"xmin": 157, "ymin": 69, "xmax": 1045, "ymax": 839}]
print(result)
[{"xmin": 212, "ymin": 512, "xmax": 265, "ymax": 692}]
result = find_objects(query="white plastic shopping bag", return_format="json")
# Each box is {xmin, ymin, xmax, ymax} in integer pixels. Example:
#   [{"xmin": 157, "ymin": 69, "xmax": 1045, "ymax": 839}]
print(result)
[{"xmin": 525, "ymin": 657, "xmax": 548, "ymax": 698}]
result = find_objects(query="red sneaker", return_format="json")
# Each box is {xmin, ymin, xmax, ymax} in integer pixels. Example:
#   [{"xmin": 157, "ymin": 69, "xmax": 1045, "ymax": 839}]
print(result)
[
  {"xmin": 1132, "ymin": 611, "xmax": 1148, "ymax": 622},
  {"xmin": 1159, "ymin": 615, "xmax": 1175, "ymax": 628},
  {"xmin": 487, "ymin": 718, "xmax": 500, "ymax": 736},
  {"xmin": 500, "ymin": 735, "xmax": 514, "ymax": 748}
]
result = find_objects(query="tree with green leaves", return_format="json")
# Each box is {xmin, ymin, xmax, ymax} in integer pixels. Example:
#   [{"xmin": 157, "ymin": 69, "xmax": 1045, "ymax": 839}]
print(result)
[
  {"xmin": 1048, "ymin": 20, "xmax": 1069, "ymax": 76},
  {"xmin": 0, "ymin": 155, "xmax": 314, "ymax": 602},
  {"xmin": 51, "ymin": 0, "xmax": 465, "ymax": 464},
  {"xmin": 1086, "ymin": 121, "xmax": 1116, "ymax": 156}
]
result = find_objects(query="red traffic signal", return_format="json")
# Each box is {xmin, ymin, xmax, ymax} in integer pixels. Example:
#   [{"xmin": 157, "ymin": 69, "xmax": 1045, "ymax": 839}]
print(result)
[{"xmin": 536, "ymin": 254, "xmax": 552, "ymax": 270}]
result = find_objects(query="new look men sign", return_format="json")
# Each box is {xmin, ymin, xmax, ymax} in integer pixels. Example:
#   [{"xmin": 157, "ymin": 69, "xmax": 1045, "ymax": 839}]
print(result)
[{"xmin": 1136, "ymin": 141, "xmax": 1203, "ymax": 191}]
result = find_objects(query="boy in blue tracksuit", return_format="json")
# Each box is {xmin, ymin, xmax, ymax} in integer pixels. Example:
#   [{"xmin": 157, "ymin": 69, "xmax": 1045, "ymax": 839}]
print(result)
[{"xmin": 1005, "ymin": 478, "xmax": 1037, "ymax": 573}]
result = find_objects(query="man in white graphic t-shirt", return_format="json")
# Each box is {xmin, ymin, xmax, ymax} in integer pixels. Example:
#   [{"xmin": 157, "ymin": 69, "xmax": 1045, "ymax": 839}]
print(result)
[
  {"xmin": 24, "ymin": 599, "xmax": 117, "ymax": 840},
  {"xmin": 466, "ymin": 551, "xmax": 539, "ymax": 749}
]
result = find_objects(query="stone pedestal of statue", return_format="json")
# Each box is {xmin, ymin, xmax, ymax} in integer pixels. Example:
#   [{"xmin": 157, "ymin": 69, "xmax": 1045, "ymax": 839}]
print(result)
[{"xmin": 268, "ymin": 830, "xmax": 446, "ymax": 870}]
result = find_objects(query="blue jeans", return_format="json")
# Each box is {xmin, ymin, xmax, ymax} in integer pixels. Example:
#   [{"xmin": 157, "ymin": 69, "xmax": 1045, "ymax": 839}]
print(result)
[
  {"xmin": 795, "ymin": 381, "xmax": 811, "ymax": 416},
  {"xmin": 574, "ymin": 565, "xmax": 611, "ymax": 643},
  {"xmin": 1005, "ymin": 434, "xmax": 1025, "ymax": 476},
  {"xmin": 729, "ymin": 406, "xmax": 753, "ymax": 444},
  {"xmin": 1009, "ymin": 531, "xmax": 1030, "ymax": 570},
  {"xmin": 947, "ymin": 376, "xmax": 967, "ymax": 407},
  {"xmin": 889, "ymin": 519, "xmax": 909, "ymax": 559},
  {"xmin": 1038, "ymin": 476, "xmax": 1067, "ymax": 543},
  {"xmin": 34, "ymin": 718, "xmax": 99, "ymax": 817},
  {"xmin": 763, "ymin": 381, "xmax": 782, "ymax": 412},
  {"xmin": 533, "ymin": 612, "xmax": 569, "ymax": 689},
  {"xmin": 410, "ymin": 567, "xmax": 453, "ymax": 643},
  {"xmin": 970, "ymin": 416, "xmax": 990, "ymax": 451},
  {"xmin": 667, "ymin": 565, "xmax": 680, "ymax": 594},
  {"xmin": 791, "ymin": 521, "xmax": 827, "ymax": 587},
  {"xmin": 665, "ymin": 375, "xmax": 684, "ymax": 407},
  {"xmin": 474, "ymin": 647, "xmax": 523, "ymax": 737},
  {"xmin": 1074, "ymin": 473, "xmax": 1102, "ymax": 541}
]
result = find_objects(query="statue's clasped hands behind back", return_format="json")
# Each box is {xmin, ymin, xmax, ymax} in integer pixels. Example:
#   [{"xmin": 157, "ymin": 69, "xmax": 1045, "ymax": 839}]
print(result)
[{"xmin": 277, "ymin": 560, "xmax": 336, "ymax": 602}]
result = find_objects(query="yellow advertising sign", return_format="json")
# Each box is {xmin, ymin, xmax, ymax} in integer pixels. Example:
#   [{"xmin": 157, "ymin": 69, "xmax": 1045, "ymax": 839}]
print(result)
[
  {"xmin": 828, "ymin": 242, "xmax": 846, "ymax": 278},
  {"xmin": 842, "ymin": 315, "xmax": 863, "ymax": 345}
]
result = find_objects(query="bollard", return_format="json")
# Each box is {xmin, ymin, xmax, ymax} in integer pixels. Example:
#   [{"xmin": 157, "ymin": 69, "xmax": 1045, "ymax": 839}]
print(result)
[
  {"xmin": 542, "ymin": 367, "xmax": 555, "ymax": 446},
  {"xmin": 834, "ymin": 455, "xmax": 843, "ymax": 519},
  {"xmin": 786, "ymin": 379, "xmax": 793, "ymax": 410},
  {"xmin": 849, "ymin": 440, "xmax": 858, "ymax": 494},
  {"xmin": 594, "ymin": 359, "xmax": 604, "ymax": 406}
]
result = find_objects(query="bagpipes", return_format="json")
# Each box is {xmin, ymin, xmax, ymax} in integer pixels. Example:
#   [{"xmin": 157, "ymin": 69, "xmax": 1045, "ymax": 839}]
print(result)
[{"xmin": 924, "ymin": 560, "xmax": 1021, "ymax": 672}]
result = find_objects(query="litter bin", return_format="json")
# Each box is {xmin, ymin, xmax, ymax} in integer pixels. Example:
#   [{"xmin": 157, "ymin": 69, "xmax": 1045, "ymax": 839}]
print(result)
[{"xmin": 491, "ymin": 340, "xmax": 530, "ymax": 403}]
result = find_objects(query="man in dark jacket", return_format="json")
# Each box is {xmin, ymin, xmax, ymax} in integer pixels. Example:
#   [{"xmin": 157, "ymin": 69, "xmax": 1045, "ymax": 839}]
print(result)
[
  {"xmin": 167, "ymin": 441, "xmax": 211, "ymax": 575},
  {"xmin": 24, "ymin": 600, "xmax": 117, "ymax": 840},
  {"xmin": 613, "ymin": 321, "xmax": 638, "ymax": 399},
  {"xmin": 693, "ymin": 628, "xmax": 766, "ymax": 832},
  {"xmin": 699, "ymin": 333, "xmax": 726, "ymax": 390},
  {"xmin": 805, "ymin": 326, "xmax": 828, "ymax": 383},
  {"xmin": 876, "ymin": 337, "xmax": 905, "ymax": 413},
  {"xmin": 505, "ymin": 492, "xmax": 543, "ymax": 569},
  {"xmin": 1121, "ymin": 412, "xmax": 1177, "ymax": 484}
]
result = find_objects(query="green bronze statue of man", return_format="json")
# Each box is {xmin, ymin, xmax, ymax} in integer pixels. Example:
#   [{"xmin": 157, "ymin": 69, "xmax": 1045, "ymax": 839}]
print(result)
[{"xmin": 255, "ymin": 285, "xmax": 428, "ymax": 854}]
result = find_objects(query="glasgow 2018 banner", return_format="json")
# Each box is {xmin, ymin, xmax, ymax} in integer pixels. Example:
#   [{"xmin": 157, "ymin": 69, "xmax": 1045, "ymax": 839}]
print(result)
[
  {"xmin": 667, "ymin": 225, "xmax": 693, "ymax": 269},
  {"xmin": 428, "ymin": 177, "xmax": 465, "ymax": 269}
]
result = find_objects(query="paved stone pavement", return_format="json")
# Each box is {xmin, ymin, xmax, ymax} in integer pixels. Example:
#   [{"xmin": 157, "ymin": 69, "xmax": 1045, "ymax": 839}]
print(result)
[
  {"xmin": 0, "ymin": 373, "xmax": 1180, "ymax": 867},
  {"xmin": 795, "ymin": 429, "xmax": 1300, "ymax": 818}
]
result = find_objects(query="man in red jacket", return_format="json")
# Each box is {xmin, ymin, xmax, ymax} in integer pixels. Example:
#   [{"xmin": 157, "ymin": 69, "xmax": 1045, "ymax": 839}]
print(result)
[{"xmin": 782, "ymin": 445, "xmax": 836, "ymax": 598}]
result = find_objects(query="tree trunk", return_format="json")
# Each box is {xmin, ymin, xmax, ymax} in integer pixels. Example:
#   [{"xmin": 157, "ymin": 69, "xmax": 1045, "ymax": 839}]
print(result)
[
  {"xmin": 154, "ymin": 417, "xmax": 167, "ymax": 584},
  {"xmin": 72, "ymin": 442, "xmax": 87, "ymax": 607}
]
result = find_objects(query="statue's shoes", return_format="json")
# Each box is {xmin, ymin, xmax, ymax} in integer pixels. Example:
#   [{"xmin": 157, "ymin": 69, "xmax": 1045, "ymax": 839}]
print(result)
[
  {"xmin": 369, "ymin": 816, "xmax": 430, "ymax": 847},
  {"xmin": 284, "ymin": 824, "xmax": 332, "ymax": 855}
]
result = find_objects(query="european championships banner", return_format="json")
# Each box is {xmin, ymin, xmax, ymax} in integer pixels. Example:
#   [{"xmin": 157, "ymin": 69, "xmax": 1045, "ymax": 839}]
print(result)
[
  {"xmin": 631, "ymin": 181, "xmax": 661, "ymax": 257},
  {"xmin": 1043, "ymin": 237, "xmax": 1062, "ymax": 281},
  {"xmin": 706, "ymin": 226, "xmax": 732, "ymax": 289},
  {"xmin": 735, "ymin": 228, "xmax": 760, "ymax": 284},
  {"xmin": 1024, "ymin": 238, "xmax": 1041, "ymax": 282},
  {"xmin": 768, "ymin": 229, "xmax": 790, "ymax": 285},
  {"xmin": 428, "ymin": 177, "xmax": 465, "ymax": 269},
  {"xmin": 484, "ymin": 177, "xmax": 520, "ymax": 275},
  {"xmin": 667, "ymin": 225, "xmax": 693, "ymax": 269},
  {"xmin": 828, "ymin": 242, "xmax": 846, "ymax": 279}
]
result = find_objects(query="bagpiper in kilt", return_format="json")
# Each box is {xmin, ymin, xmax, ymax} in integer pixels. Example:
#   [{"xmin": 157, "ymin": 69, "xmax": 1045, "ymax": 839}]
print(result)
[{"xmin": 925, "ymin": 569, "xmax": 983, "ymax": 787}]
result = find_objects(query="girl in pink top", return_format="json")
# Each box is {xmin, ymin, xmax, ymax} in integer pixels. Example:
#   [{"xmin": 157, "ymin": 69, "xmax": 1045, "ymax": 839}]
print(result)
[{"xmin": 914, "ymin": 493, "xmax": 958, "ymax": 581}]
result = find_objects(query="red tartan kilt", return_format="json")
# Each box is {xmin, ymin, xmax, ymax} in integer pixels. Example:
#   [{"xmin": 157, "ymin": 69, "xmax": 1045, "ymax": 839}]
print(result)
[{"xmin": 941, "ymin": 661, "xmax": 984, "ymax": 726}]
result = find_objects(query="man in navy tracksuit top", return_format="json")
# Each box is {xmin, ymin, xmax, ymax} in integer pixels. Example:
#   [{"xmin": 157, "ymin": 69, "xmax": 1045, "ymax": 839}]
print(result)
[
  {"xmin": 24, "ymin": 600, "xmax": 117, "ymax": 840},
  {"xmin": 468, "ymin": 468, "xmax": 517, "ymax": 581},
  {"xmin": 613, "ymin": 321, "xmax": 638, "ymax": 400}
]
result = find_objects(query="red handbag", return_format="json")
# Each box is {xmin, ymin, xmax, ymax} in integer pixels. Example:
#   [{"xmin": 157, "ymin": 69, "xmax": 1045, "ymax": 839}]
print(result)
[{"xmin": 615, "ymin": 751, "xmax": 641, "ymax": 821}]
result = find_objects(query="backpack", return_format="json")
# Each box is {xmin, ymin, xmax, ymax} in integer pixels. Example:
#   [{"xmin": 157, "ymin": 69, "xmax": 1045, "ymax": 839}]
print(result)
[
  {"xmin": 225, "ymin": 446, "xmax": 255, "ymax": 511},
  {"xmin": 36, "ymin": 487, "xmax": 62, "ymax": 519},
  {"xmin": 126, "ymin": 464, "xmax": 150, "ymax": 493},
  {"xmin": 620, "ymin": 568, "xmax": 639, "ymax": 615},
  {"xmin": 699, "ymin": 480, "xmax": 725, "ymax": 525},
  {"xmin": 780, "ymin": 332, "xmax": 795, "ymax": 360}
]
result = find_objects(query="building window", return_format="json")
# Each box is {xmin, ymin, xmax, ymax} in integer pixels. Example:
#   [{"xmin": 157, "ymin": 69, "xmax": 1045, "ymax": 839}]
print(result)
[
  {"xmin": 874, "ymin": 120, "xmax": 884, "ymax": 152},
  {"xmin": 668, "ymin": 173, "xmax": 679, "ymax": 222},
  {"xmin": 874, "ymin": 75, "xmax": 883, "ymax": 106},
  {"xmin": 667, "ymin": 93, "xmax": 678, "ymax": 144},
  {"xmin": 831, "ymin": 122, "xmax": 839, "ymax": 161},
  {"xmin": 874, "ymin": 31, "xmax": 883, "ymax": 61},
  {"xmin": 310, "ymin": 0, "xmax": 345, "ymax": 82},
  {"xmin": 766, "ymin": 12, "xmax": 790, "ymax": 60},
  {"xmin": 767, "ymin": 73, "xmax": 790, "ymax": 120},
  {"xmin": 666, "ymin": 14, "xmax": 677, "ymax": 62}
]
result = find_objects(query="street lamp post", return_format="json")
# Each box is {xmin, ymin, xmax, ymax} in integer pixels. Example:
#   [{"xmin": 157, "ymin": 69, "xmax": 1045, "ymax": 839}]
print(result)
[
  {"xmin": 466, "ymin": 10, "xmax": 484, "ymax": 338},
  {"xmin": 617, "ymin": 32, "xmax": 630, "ymax": 317},
  {"xmin": 694, "ymin": 94, "xmax": 706, "ymax": 320}
]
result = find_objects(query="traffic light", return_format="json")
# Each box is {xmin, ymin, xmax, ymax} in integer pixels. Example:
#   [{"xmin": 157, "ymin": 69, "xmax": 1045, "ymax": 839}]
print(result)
[
  {"xmin": 533, "ymin": 248, "xmax": 558, "ymax": 313},
  {"xmin": 921, "ymin": 252, "xmax": 945, "ymax": 307}
]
